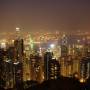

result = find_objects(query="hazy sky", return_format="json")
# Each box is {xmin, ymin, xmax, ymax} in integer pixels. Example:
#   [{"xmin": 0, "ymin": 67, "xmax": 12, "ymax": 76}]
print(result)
[{"xmin": 0, "ymin": 0, "xmax": 90, "ymax": 32}]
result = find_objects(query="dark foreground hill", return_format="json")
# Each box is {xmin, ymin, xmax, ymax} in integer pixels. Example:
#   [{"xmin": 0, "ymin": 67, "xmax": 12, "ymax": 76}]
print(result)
[
  {"xmin": 1, "ymin": 76, "xmax": 90, "ymax": 90},
  {"xmin": 26, "ymin": 77, "xmax": 82, "ymax": 90}
]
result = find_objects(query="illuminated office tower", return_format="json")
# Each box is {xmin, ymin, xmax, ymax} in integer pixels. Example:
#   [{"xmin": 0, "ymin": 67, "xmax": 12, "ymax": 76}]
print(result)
[
  {"xmin": 60, "ymin": 34, "xmax": 68, "ymax": 57},
  {"xmin": 72, "ymin": 57, "xmax": 80, "ymax": 78},
  {"xmin": 5, "ymin": 46, "xmax": 16, "ymax": 88},
  {"xmin": 14, "ymin": 39, "xmax": 24, "ymax": 62},
  {"xmin": 13, "ymin": 61, "xmax": 23, "ymax": 87},
  {"xmin": 14, "ymin": 27, "xmax": 24, "ymax": 61},
  {"xmin": 4, "ymin": 58, "xmax": 13, "ymax": 89},
  {"xmin": 60, "ymin": 57, "xmax": 66, "ymax": 76},
  {"xmin": 84, "ymin": 44, "xmax": 90, "ymax": 56},
  {"xmin": 86, "ymin": 56, "xmax": 90, "ymax": 79},
  {"xmin": 7, "ymin": 46, "xmax": 23, "ymax": 88},
  {"xmin": 0, "ymin": 47, "xmax": 14, "ymax": 88},
  {"xmin": 23, "ymin": 34, "xmax": 34, "ymax": 81},
  {"xmin": 14, "ymin": 39, "xmax": 23, "ymax": 85},
  {"xmin": 12, "ymin": 28, "xmax": 24, "ymax": 86},
  {"xmin": 24, "ymin": 34, "xmax": 33, "ymax": 57},
  {"xmin": 30, "ymin": 53, "xmax": 42, "ymax": 82},
  {"xmin": 60, "ymin": 56, "xmax": 73, "ymax": 77},
  {"xmin": 66, "ymin": 56, "xmax": 73, "ymax": 77},
  {"xmin": 44, "ymin": 51, "xmax": 53, "ymax": 80},
  {"xmin": 48, "ymin": 58, "xmax": 60, "ymax": 79},
  {"xmin": 4, "ymin": 46, "xmax": 23, "ymax": 88},
  {"xmin": 80, "ymin": 55, "xmax": 90, "ymax": 80},
  {"xmin": 60, "ymin": 45, "xmax": 68, "ymax": 57}
]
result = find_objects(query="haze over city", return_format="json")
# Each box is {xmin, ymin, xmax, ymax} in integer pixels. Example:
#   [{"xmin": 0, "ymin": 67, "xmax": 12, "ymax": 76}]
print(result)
[
  {"xmin": 0, "ymin": 0, "xmax": 90, "ymax": 33},
  {"xmin": 0, "ymin": 0, "xmax": 90, "ymax": 90}
]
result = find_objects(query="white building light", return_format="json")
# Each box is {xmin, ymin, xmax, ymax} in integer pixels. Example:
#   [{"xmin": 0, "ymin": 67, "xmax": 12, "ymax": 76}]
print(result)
[
  {"xmin": 50, "ymin": 44, "xmax": 55, "ymax": 48},
  {"xmin": 1, "ymin": 42, "xmax": 6, "ymax": 48}
]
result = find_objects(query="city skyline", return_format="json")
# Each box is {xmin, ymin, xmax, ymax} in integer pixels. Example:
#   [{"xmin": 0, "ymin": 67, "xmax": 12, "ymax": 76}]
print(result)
[
  {"xmin": 0, "ymin": 0, "xmax": 90, "ymax": 32},
  {"xmin": 0, "ymin": 26, "xmax": 90, "ymax": 89}
]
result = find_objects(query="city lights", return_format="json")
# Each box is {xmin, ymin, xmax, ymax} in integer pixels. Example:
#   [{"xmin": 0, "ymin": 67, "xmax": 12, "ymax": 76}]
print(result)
[
  {"xmin": 0, "ymin": 31, "xmax": 90, "ymax": 89},
  {"xmin": 16, "ymin": 27, "xmax": 20, "ymax": 32},
  {"xmin": 13, "ymin": 61, "xmax": 20, "ymax": 65},
  {"xmin": 50, "ymin": 44, "xmax": 55, "ymax": 48},
  {"xmin": 0, "ymin": 42, "xmax": 6, "ymax": 48},
  {"xmin": 0, "ymin": 0, "xmax": 90, "ymax": 89}
]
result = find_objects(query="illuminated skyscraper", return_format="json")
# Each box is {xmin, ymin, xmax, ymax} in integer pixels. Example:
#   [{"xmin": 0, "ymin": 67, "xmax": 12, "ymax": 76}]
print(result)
[
  {"xmin": 12, "ymin": 28, "xmax": 24, "ymax": 86},
  {"xmin": 48, "ymin": 58, "xmax": 60, "ymax": 79},
  {"xmin": 0, "ymin": 48, "xmax": 5, "ymax": 88},
  {"xmin": 44, "ymin": 51, "xmax": 60, "ymax": 80},
  {"xmin": 44, "ymin": 51, "xmax": 53, "ymax": 80},
  {"xmin": 80, "ymin": 53, "xmax": 90, "ymax": 80},
  {"xmin": 14, "ymin": 27, "xmax": 24, "ymax": 62},
  {"xmin": 60, "ymin": 34, "xmax": 68, "ymax": 57},
  {"xmin": 30, "ymin": 53, "xmax": 42, "ymax": 82},
  {"xmin": 14, "ymin": 39, "xmax": 24, "ymax": 62}
]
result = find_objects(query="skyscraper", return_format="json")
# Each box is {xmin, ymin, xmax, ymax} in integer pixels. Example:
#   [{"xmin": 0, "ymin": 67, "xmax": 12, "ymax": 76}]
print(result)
[
  {"xmin": 48, "ymin": 58, "xmax": 60, "ymax": 79},
  {"xmin": 44, "ymin": 51, "xmax": 60, "ymax": 80},
  {"xmin": 30, "ymin": 53, "xmax": 42, "ymax": 82},
  {"xmin": 14, "ymin": 39, "xmax": 24, "ymax": 62},
  {"xmin": 80, "ymin": 54, "xmax": 90, "ymax": 80}
]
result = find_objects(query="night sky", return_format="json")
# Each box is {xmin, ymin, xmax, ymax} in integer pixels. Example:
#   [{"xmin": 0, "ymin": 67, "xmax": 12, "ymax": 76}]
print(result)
[{"xmin": 0, "ymin": 0, "xmax": 90, "ymax": 33}]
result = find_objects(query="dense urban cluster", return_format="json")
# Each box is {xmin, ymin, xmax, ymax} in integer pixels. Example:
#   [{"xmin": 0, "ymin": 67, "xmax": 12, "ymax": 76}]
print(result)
[{"xmin": 0, "ymin": 29, "xmax": 90, "ymax": 89}]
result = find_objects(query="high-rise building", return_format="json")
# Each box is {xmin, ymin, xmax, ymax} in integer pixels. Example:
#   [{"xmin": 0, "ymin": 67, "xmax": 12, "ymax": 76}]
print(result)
[
  {"xmin": 48, "ymin": 58, "xmax": 60, "ymax": 79},
  {"xmin": 80, "ymin": 55, "xmax": 90, "ymax": 80},
  {"xmin": 30, "ymin": 53, "xmax": 42, "ymax": 82},
  {"xmin": 44, "ymin": 51, "xmax": 53, "ymax": 80},
  {"xmin": 60, "ymin": 34, "xmax": 68, "ymax": 57},
  {"xmin": 60, "ymin": 45, "xmax": 68, "ymax": 57},
  {"xmin": 14, "ymin": 39, "xmax": 24, "ymax": 62},
  {"xmin": 13, "ymin": 38, "xmax": 24, "ymax": 86},
  {"xmin": 13, "ymin": 28, "xmax": 24, "ymax": 85},
  {"xmin": 13, "ymin": 61, "xmax": 23, "ymax": 88},
  {"xmin": 44, "ymin": 51, "xmax": 60, "ymax": 80},
  {"xmin": 0, "ymin": 48, "xmax": 5, "ymax": 88}
]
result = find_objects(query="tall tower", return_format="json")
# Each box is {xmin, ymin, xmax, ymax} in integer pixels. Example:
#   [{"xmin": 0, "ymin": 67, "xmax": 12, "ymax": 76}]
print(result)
[
  {"xmin": 30, "ymin": 53, "xmax": 42, "ymax": 82},
  {"xmin": 14, "ymin": 27, "xmax": 24, "ymax": 62},
  {"xmin": 44, "ymin": 51, "xmax": 53, "ymax": 80},
  {"xmin": 14, "ymin": 39, "xmax": 24, "ymax": 62},
  {"xmin": 60, "ymin": 34, "xmax": 68, "ymax": 57},
  {"xmin": 13, "ymin": 28, "xmax": 24, "ymax": 87},
  {"xmin": 80, "ymin": 53, "xmax": 90, "ymax": 80},
  {"xmin": 48, "ymin": 58, "xmax": 60, "ymax": 79}
]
